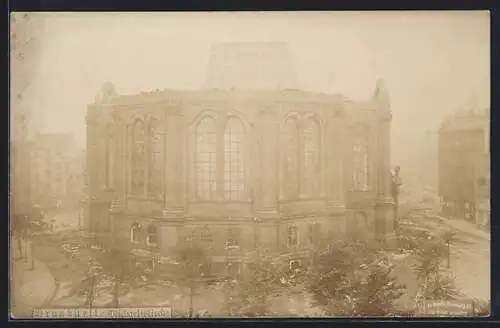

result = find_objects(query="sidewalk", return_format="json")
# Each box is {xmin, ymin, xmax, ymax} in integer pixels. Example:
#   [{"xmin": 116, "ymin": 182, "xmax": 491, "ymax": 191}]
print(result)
[
  {"xmin": 437, "ymin": 218, "xmax": 490, "ymax": 301},
  {"xmin": 438, "ymin": 217, "xmax": 490, "ymax": 241},
  {"xmin": 12, "ymin": 258, "xmax": 58, "ymax": 307},
  {"xmin": 11, "ymin": 240, "xmax": 58, "ymax": 317}
]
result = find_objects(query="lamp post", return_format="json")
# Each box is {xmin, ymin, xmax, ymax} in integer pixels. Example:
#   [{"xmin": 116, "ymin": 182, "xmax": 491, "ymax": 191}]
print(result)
[
  {"xmin": 171, "ymin": 294, "xmax": 181, "ymax": 318},
  {"xmin": 443, "ymin": 230, "xmax": 455, "ymax": 269},
  {"xmin": 29, "ymin": 238, "xmax": 35, "ymax": 270},
  {"xmin": 391, "ymin": 166, "xmax": 403, "ymax": 231},
  {"xmin": 253, "ymin": 217, "xmax": 261, "ymax": 257}
]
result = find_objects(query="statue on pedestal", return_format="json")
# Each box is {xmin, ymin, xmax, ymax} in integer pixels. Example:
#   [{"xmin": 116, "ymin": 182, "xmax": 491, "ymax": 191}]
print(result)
[{"xmin": 391, "ymin": 166, "xmax": 402, "ymax": 203}]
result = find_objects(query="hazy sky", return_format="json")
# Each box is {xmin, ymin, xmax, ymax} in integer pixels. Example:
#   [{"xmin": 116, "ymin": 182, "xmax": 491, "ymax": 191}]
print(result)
[{"xmin": 20, "ymin": 11, "xmax": 490, "ymax": 152}]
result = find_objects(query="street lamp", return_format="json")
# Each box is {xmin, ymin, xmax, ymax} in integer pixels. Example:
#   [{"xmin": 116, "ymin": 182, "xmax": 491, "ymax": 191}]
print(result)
[
  {"xmin": 171, "ymin": 294, "xmax": 181, "ymax": 318},
  {"xmin": 443, "ymin": 230, "xmax": 456, "ymax": 269},
  {"xmin": 391, "ymin": 166, "xmax": 403, "ymax": 231}
]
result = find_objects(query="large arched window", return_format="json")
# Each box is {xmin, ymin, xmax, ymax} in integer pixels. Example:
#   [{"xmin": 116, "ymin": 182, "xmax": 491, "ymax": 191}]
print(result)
[
  {"xmin": 224, "ymin": 117, "xmax": 245, "ymax": 201},
  {"xmin": 104, "ymin": 124, "xmax": 114, "ymax": 189},
  {"xmin": 281, "ymin": 118, "xmax": 299, "ymax": 199},
  {"xmin": 147, "ymin": 118, "xmax": 162, "ymax": 196},
  {"xmin": 352, "ymin": 131, "xmax": 369, "ymax": 191},
  {"xmin": 195, "ymin": 117, "xmax": 217, "ymax": 200},
  {"xmin": 131, "ymin": 119, "xmax": 146, "ymax": 195},
  {"xmin": 302, "ymin": 118, "xmax": 321, "ymax": 197}
]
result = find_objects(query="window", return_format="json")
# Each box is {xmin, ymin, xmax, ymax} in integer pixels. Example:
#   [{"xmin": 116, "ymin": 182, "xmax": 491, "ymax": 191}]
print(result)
[
  {"xmin": 194, "ymin": 115, "xmax": 247, "ymax": 201},
  {"xmin": 352, "ymin": 135, "xmax": 369, "ymax": 191},
  {"xmin": 200, "ymin": 226, "xmax": 212, "ymax": 243},
  {"xmin": 147, "ymin": 119, "xmax": 162, "ymax": 196},
  {"xmin": 288, "ymin": 224, "xmax": 298, "ymax": 248},
  {"xmin": 184, "ymin": 227, "xmax": 195, "ymax": 244},
  {"xmin": 104, "ymin": 125, "xmax": 114, "ymax": 189},
  {"xmin": 195, "ymin": 117, "xmax": 217, "ymax": 200},
  {"xmin": 131, "ymin": 119, "xmax": 146, "ymax": 195},
  {"xmin": 224, "ymin": 118, "xmax": 245, "ymax": 201},
  {"xmin": 130, "ymin": 223, "xmax": 142, "ymax": 244},
  {"xmin": 282, "ymin": 118, "xmax": 299, "ymax": 199},
  {"xmin": 146, "ymin": 224, "xmax": 158, "ymax": 247},
  {"xmin": 302, "ymin": 118, "xmax": 321, "ymax": 197},
  {"xmin": 225, "ymin": 227, "xmax": 241, "ymax": 249}
]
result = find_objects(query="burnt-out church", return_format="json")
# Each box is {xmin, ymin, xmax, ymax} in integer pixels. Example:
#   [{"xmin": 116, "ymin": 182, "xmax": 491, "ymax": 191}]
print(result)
[{"xmin": 83, "ymin": 42, "xmax": 395, "ymax": 273}]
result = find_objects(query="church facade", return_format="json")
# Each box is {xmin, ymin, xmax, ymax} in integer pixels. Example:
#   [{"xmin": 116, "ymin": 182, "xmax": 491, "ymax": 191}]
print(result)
[
  {"xmin": 83, "ymin": 43, "xmax": 395, "ymax": 272},
  {"xmin": 84, "ymin": 85, "xmax": 394, "ymax": 271}
]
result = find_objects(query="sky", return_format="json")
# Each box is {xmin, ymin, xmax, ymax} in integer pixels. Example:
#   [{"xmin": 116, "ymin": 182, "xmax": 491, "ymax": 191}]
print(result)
[{"xmin": 18, "ymin": 11, "xmax": 490, "ymax": 162}]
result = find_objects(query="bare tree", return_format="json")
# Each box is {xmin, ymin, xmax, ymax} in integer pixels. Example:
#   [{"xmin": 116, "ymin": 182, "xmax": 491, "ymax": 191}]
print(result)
[
  {"xmin": 11, "ymin": 210, "xmax": 46, "ymax": 261},
  {"xmin": 66, "ymin": 234, "xmax": 147, "ymax": 308},
  {"xmin": 170, "ymin": 244, "xmax": 212, "ymax": 318}
]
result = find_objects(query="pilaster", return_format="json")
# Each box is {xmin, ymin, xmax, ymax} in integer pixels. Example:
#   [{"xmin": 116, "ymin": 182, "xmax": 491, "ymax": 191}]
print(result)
[
  {"xmin": 163, "ymin": 106, "xmax": 186, "ymax": 217},
  {"xmin": 113, "ymin": 111, "xmax": 126, "ymax": 207},
  {"xmin": 255, "ymin": 110, "xmax": 279, "ymax": 217},
  {"xmin": 374, "ymin": 109, "xmax": 395, "ymax": 242},
  {"xmin": 326, "ymin": 108, "xmax": 346, "ymax": 214},
  {"xmin": 86, "ymin": 107, "xmax": 100, "ymax": 198}
]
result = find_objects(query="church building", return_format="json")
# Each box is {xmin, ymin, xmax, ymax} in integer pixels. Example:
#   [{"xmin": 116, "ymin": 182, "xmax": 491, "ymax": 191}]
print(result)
[{"xmin": 83, "ymin": 42, "xmax": 395, "ymax": 273}]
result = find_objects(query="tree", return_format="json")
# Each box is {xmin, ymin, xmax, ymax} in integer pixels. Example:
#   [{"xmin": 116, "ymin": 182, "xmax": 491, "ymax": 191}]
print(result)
[
  {"xmin": 307, "ymin": 241, "xmax": 358, "ymax": 310},
  {"xmin": 306, "ymin": 240, "xmax": 407, "ymax": 317},
  {"xmin": 11, "ymin": 210, "xmax": 47, "ymax": 260},
  {"xmin": 471, "ymin": 299, "xmax": 490, "ymax": 316},
  {"xmin": 420, "ymin": 270, "xmax": 460, "ymax": 301},
  {"xmin": 66, "ymin": 233, "xmax": 147, "ymax": 308},
  {"xmin": 413, "ymin": 237, "xmax": 460, "ymax": 302},
  {"xmin": 352, "ymin": 258, "xmax": 406, "ymax": 316},
  {"xmin": 170, "ymin": 243, "xmax": 212, "ymax": 318},
  {"xmin": 223, "ymin": 256, "xmax": 284, "ymax": 317},
  {"xmin": 413, "ymin": 240, "xmax": 446, "ymax": 281},
  {"xmin": 65, "ymin": 254, "xmax": 103, "ymax": 308}
]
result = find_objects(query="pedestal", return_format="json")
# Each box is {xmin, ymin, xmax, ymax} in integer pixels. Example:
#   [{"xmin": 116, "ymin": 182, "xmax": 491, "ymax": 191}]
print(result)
[{"xmin": 373, "ymin": 198, "xmax": 396, "ymax": 247}]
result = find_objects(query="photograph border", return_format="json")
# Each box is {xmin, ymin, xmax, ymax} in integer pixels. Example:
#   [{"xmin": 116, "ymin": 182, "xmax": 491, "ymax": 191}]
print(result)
[{"xmin": 5, "ymin": 1, "xmax": 497, "ymax": 326}]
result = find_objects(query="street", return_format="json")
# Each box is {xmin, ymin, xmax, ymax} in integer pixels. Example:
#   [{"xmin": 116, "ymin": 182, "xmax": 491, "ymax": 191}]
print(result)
[
  {"xmin": 405, "ymin": 214, "xmax": 490, "ymax": 302},
  {"xmin": 447, "ymin": 220, "xmax": 490, "ymax": 301}
]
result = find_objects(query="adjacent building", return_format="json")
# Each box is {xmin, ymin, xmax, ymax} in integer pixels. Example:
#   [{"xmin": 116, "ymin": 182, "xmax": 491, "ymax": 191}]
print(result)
[
  {"xmin": 30, "ymin": 133, "xmax": 84, "ymax": 211},
  {"xmin": 84, "ymin": 43, "xmax": 396, "ymax": 274},
  {"xmin": 438, "ymin": 108, "xmax": 490, "ymax": 226},
  {"xmin": 420, "ymin": 129, "xmax": 439, "ymax": 195},
  {"xmin": 475, "ymin": 152, "xmax": 490, "ymax": 229},
  {"xmin": 10, "ymin": 13, "xmax": 44, "ymax": 221},
  {"xmin": 10, "ymin": 138, "xmax": 32, "ymax": 219}
]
